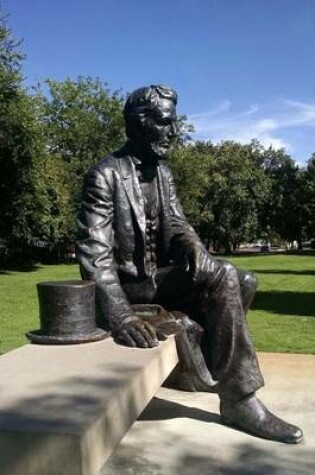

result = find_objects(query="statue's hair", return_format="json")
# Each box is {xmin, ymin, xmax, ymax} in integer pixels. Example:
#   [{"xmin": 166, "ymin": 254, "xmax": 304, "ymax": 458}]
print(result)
[{"xmin": 124, "ymin": 85, "xmax": 177, "ymax": 138}]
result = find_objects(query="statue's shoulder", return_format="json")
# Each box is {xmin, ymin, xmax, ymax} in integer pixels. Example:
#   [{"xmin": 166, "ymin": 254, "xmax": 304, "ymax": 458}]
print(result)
[{"xmin": 90, "ymin": 146, "xmax": 129, "ymax": 176}]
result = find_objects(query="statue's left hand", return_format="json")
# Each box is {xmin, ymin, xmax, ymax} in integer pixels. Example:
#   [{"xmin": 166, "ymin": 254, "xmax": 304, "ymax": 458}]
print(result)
[
  {"xmin": 185, "ymin": 243, "xmax": 212, "ymax": 285},
  {"xmin": 114, "ymin": 316, "xmax": 159, "ymax": 348}
]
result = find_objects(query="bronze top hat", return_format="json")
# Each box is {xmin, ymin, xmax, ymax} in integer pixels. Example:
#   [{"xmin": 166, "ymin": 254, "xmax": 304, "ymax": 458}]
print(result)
[{"xmin": 26, "ymin": 280, "xmax": 108, "ymax": 344}]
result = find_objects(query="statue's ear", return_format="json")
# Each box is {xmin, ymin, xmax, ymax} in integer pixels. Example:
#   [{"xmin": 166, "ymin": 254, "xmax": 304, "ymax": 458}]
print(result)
[{"xmin": 126, "ymin": 111, "xmax": 149, "ymax": 140}]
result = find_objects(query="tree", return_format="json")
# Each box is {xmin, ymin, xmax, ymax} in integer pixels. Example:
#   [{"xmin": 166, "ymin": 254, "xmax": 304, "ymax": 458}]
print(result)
[
  {"xmin": 0, "ymin": 13, "xmax": 45, "ymax": 252},
  {"xmin": 0, "ymin": 13, "xmax": 23, "ymax": 241},
  {"xmin": 302, "ymin": 154, "xmax": 315, "ymax": 240},
  {"xmin": 37, "ymin": 77, "xmax": 125, "ymax": 164},
  {"xmin": 0, "ymin": 12, "xmax": 23, "ymax": 107},
  {"xmin": 260, "ymin": 148, "xmax": 304, "ymax": 247},
  {"xmin": 32, "ymin": 77, "xmax": 126, "ymax": 240},
  {"xmin": 169, "ymin": 140, "xmax": 270, "ymax": 253},
  {"xmin": 205, "ymin": 141, "xmax": 270, "ymax": 252},
  {"xmin": 168, "ymin": 142, "xmax": 215, "ymax": 245}
]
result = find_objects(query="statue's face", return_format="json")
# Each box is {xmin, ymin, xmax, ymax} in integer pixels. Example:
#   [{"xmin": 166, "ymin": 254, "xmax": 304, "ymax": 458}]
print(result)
[{"xmin": 133, "ymin": 98, "xmax": 177, "ymax": 161}]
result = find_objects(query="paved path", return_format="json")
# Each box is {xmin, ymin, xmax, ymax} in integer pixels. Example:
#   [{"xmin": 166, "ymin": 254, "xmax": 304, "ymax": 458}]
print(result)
[{"xmin": 105, "ymin": 352, "xmax": 315, "ymax": 475}]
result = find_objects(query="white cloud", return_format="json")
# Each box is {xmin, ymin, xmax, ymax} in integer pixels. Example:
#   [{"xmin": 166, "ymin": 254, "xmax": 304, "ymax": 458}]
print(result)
[
  {"xmin": 189, "ymin": 99, "xmax": 231, "ymax": 119},
  {"xmin": 188, "ymin": 98, "xmax": 315, "ymax": 154}
]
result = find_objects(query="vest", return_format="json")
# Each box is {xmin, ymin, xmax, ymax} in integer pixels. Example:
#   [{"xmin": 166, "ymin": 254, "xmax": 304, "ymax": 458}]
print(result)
[{"xmin": 135, "ymin": 162, "xmax": 161, "ymax": 276}]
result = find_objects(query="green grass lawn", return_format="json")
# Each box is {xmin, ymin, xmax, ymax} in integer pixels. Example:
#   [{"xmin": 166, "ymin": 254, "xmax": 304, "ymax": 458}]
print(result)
[
  {"xmin": 228, "ymin": 254, "xmax": 315, "ymax": 354},
  {"xmin": 0, "ymin": 255, "xmax": 314, "ymax": 355}
]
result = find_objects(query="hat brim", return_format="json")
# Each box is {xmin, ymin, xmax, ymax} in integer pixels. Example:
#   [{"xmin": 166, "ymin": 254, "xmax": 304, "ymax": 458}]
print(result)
[{"xmin": 26, "ymin": 328, "xmax": 110, "ymax": 345}]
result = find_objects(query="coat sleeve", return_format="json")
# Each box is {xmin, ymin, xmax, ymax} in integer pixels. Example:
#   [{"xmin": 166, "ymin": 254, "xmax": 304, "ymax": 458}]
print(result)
[
  {"xmin": 168, "ymin": 167, "xmax": 207, "ymax": 261},
  {"xmin": 76, "ymin": 165, "xmax": 134, "ymax": 332}
]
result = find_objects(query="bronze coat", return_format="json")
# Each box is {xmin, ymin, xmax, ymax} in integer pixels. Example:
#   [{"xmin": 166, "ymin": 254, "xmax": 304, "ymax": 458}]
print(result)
[{"xmin": 76, "ymin": 145, "xmax": 203, "ymax": 331}]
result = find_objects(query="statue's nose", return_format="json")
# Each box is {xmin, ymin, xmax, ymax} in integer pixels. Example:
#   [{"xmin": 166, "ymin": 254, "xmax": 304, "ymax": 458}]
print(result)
[{"xmin": 170, "ymin": 122, "xmax": 177, "ymax": 137}]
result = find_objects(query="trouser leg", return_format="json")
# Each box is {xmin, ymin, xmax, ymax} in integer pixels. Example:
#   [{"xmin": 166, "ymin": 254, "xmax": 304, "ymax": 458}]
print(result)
[
  {"xmin": 155, "ymin": 262, "xmax": 264, "ymax": 401},
  {"xmin": 216, "ymin": 259, "xmax": 258, "ymax": 314},
  {"xmin": 199, "ymin": 261, "xmax": 264, "ymax": 401},
  {"xmin": 120, "ymin": 265, "xmax": 303, "ymax": 444},
  {"xmin": 237, "ymin": 267, "xmax": 258, "ymax": 314},
  {"xmin": 120, "ymin": 260, "xmax": 264, "ymax": 401}
]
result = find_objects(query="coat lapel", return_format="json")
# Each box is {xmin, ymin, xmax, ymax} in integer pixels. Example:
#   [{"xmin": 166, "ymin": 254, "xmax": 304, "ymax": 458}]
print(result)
[
  {"xmin": 118, "ymin": 154, "xmax": 171, "ymax": 256},
  {"xmin": 118, "ymin": 155, "xmax": 146, "ymax": 240},
  {"xmin": 157, "ymin": 164, "xmax": 171, "ymax": 255}
]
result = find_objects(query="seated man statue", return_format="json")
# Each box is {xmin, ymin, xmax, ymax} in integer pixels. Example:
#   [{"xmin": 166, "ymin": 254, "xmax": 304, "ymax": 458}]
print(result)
[{"xmin": 76, "ymin": 85, "xmax": 302, "ymax": 444}]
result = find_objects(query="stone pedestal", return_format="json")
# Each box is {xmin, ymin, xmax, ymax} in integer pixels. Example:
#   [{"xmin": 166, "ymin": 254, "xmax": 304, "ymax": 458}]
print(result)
[{"xmin": 0, "ymin": 337, "xmax": 178, "ymax": 475}]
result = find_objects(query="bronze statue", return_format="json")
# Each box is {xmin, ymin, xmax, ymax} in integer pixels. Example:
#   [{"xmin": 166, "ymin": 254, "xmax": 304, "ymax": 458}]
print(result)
[{"xmin": 76, "ymin": 85, "xmax": 303, "ymax": 444}]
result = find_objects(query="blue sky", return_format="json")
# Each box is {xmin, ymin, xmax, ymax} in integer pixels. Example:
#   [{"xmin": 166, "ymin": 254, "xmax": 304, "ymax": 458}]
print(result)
[{"xmin": 4, "ymin": 0, "xmax": 315, "ymax": 164}]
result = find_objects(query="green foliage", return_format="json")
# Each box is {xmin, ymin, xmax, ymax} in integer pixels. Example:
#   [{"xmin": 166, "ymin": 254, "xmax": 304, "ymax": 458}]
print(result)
[
  {"xmin": 169, "ymin": 140, "xmax": 270, "ymax": 252},
  {"xmin": 0, "ymin": 15, "xmax": 45, "ymax": 247},
  {"xmin": 208, "ymin": 141, "xmax": 270, "ymax": 252},
  {"xmin": 169, "ymin": 140, "xmax": 315, "ymax": 251},
  {"xmin": 31, "ymin": 77, "xmax": 126, "ymax": 241},
  {"xmin": 32, "ymin": 153, "xmax": 75, "ymax": 242},
  {"xmin": 168, "ymin": 143, "xmax": 214, "ymax": 238},
  {"xmin": 0, "ymin": 13, "xmax": 24, "ymax": 105},
  {"xmin": 259, "ymin": 147, "xmax": 304, "ymax": 246},
  {"xmin": 0, "ymin": 15, "xmax": 23, "ymax": 240},
  {"xmin": 302, "ymin": 155, "xmax": 315, "ymax": 238},
  {"xmin": 37, "ymin": 77, "xmax": 125, "ymax": 165}
]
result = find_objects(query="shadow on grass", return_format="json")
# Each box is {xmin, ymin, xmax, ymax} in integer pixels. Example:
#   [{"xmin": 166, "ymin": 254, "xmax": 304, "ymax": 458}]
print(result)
[
  {"xmin": 254, "ymin": 269, "xmax": 315, "ymax": 276},
  {"xmin": 0, "ymin": 264, "xmax": 41, "ymax": 275},
  {"xmin": 252, "ymin": 291, "xmax": 315, "ymax": 317}
]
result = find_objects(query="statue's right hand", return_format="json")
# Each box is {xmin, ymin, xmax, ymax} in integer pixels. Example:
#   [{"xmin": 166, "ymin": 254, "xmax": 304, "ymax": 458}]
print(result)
[{"xmin": 114, "ymin": 316, "xmax": 159, "ymax": 348}]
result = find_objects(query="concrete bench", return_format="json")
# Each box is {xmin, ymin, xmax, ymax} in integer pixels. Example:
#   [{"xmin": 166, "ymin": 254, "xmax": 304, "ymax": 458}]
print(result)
[{"xmin": 0, "ymin": 337, "xmax": 178, "ymax": 475}]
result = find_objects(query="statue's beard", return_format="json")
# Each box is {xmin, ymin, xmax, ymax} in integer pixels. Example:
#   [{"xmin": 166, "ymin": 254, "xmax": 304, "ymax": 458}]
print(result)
[
  {"xmin": 149, "ymin": 141, "xmax": 171, "ymax": 160},
  {"xmin": 127, "ymin": 125, "xmax": 172, "ymax": 163},
  {"xmin": 129, "ymin": 138, "xmax": 171, "ymax": 164}
]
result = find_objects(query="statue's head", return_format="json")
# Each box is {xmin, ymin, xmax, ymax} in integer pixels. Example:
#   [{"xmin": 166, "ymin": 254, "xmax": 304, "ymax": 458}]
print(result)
[{"xmin": 124, "ymin": 85, "xmax": 178, "ymax": 161}]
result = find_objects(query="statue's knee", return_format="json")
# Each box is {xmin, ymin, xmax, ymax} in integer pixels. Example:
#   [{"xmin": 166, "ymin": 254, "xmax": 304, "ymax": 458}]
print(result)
[
  {"xmin": 244, "ymin": 271, "xmax": 258, "ymax": 292},
  {"xmin": 222, "ymin": 262, "xmax": 239, "ymax": 282}
]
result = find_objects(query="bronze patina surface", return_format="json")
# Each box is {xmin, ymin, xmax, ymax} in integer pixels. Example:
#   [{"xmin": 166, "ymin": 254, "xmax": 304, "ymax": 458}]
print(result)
[
  {"xmin": 76, "ymin": 85, "xmax": 303, "ymax": 444},
  {"xmin": 27, "ymin": 280, "xmax": 108, "ymax": 344}
]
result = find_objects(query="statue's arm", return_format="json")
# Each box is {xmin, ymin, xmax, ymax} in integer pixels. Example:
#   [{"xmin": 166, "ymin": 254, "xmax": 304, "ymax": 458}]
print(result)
[
  {"xmin": 168, "ymin": 168, "xmax": 212, "ymax": 284},
  {"xmin": 76, "ymin": 166, "xmax": 158, "ymax": 348}
]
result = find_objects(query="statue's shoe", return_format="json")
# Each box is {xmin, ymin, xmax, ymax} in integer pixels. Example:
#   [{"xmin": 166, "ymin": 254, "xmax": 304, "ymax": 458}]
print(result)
[{"xmin": 220, "ymin": 395, "xmax": 303, "ymax": 444}]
